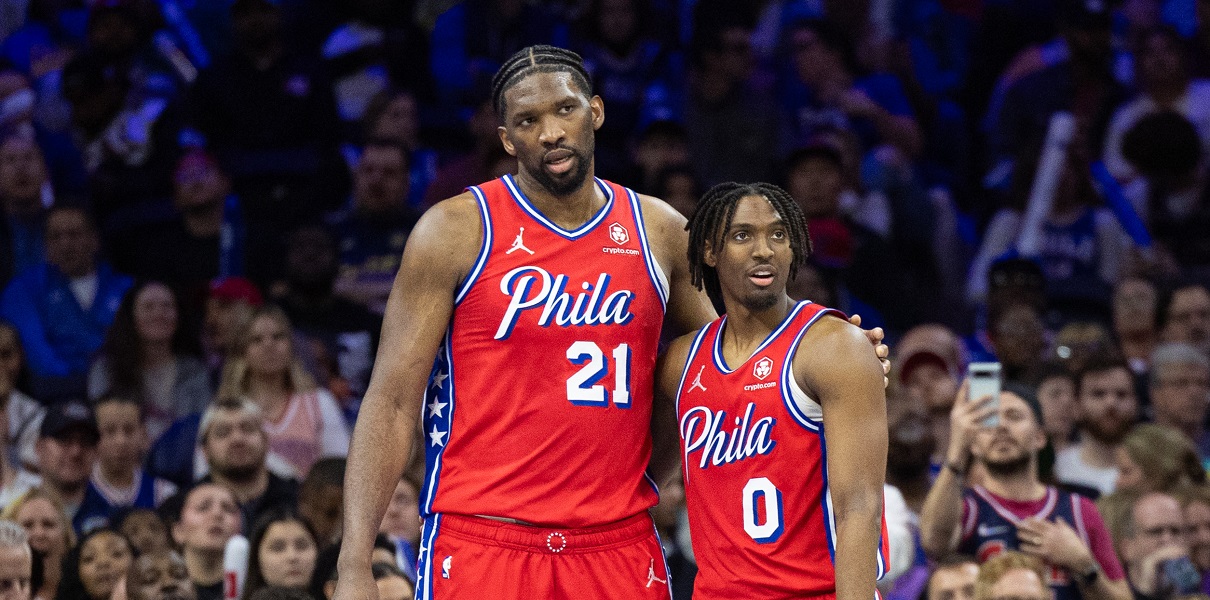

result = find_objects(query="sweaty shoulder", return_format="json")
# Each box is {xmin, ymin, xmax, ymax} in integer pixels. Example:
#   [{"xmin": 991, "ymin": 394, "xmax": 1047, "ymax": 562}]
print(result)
[
  {"xmin": 406, "ymin": 191, "xmax": 484, "ymax": 288},
  {"xmin": 794, "ymin": 314, "xmax": 878, "ymax": 396}
]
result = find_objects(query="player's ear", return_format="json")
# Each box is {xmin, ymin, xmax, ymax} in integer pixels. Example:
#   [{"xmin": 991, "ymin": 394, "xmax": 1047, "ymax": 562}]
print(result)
[
  {"xmin": 498, "ymin": 126, "xmax": 517, "ymax": 157},
  {"xmin": 590, "ymin": 95, "xmax": 604, "ymax": 130},
  {"xmin": 704, "ymin": 240, "xmax": 718, "ymax": 268}
]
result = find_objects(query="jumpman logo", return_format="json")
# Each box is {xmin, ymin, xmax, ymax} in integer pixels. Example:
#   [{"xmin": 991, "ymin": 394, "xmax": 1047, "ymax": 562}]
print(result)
[
  {"xmin": 645, "ymin": 558, "xmax": 667, "ymax": 588},
  {"xmin": 506, "ymin": 227, "xmax": 535, "ymax": 255},
  {"xmin": 688, "ymin": 366, "xmax": 707, "ymax": 393}
]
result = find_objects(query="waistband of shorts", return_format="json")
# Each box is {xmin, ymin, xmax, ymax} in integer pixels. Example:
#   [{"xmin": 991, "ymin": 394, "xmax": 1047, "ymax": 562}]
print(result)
[{"xmin": 432, "ymin": 512, "xmax": 655, "ymax": 554}]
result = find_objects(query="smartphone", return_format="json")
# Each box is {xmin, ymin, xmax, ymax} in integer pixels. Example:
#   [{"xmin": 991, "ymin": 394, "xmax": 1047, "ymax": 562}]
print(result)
[
  {"xmin": 968, "ymin": 362, "xmax": 1002, "ymax": 427},
  {"xmin": 1158, "ymin": 556, "xmax": 1202, "ymax": 595}
]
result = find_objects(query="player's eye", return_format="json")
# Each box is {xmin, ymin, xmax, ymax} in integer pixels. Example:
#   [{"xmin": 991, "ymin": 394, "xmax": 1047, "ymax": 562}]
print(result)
[
  {"xmin": 559, "ymin": 104, "xmax": 575, "ymax": 114},
  {"xmin": 733, "ymin": 231, "xmax": 749, "ymax": 241},
  {"xmin": 771, "ymin": 230, "xmax": 786, "ymax": 240}
]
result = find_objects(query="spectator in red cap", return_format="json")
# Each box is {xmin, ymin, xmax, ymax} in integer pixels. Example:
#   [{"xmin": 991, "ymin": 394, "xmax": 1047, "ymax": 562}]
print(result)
[
  {"xmin": 202, "ymin": 276, "xmax": 262, "ymax": 380},
  {"xmin": 895, "ymin": 324, "xmax": 966, "ymax": 473}
]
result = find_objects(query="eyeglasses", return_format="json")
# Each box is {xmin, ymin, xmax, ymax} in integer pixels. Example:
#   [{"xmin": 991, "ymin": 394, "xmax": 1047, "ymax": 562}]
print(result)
[
  {"xmin": 1155, "ymin": 377, "xmax": 1210, "ymax": 389},
  {"xmin": 1141, "ymin": 525, "xmax": 1185, "ymax": 538}
]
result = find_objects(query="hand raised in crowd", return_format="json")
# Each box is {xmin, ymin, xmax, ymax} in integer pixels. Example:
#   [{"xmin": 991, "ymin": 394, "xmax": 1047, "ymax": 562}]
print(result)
[
  {"xmin": 1017, "ymin": 517, "xmax": 1096, "ymax": 574},
  {"xmin": 945, "ymin": 380, "xmax": 997, "ymax": 467}
]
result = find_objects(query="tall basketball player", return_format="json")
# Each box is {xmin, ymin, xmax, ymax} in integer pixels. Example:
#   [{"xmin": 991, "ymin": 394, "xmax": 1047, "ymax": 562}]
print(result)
[
  {"xmin": 335, "ymin": 47, "xmax": 886, "ymax": 600},
  {"xmin": 657, "ymin": 182, "xmax": 889, "ymax": 600}
]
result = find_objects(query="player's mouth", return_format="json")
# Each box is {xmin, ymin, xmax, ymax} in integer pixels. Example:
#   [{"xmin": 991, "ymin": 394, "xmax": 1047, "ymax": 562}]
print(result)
[
  {"xmin": 544, "ymin": 149, "xmax": 576, "ymax": 175},
  {"xmin": 747, "ymin": 266, "xmax": 777, "ymax": 287}
]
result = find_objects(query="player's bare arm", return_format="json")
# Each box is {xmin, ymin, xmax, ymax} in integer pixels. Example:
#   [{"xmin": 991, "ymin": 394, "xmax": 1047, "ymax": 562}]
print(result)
[
  {"xmin": 797, "ymin": 315, "xmax": 888, "ymax": 600},
  {"xmin": 334, "ymin": 193, "xmax": 481, "ymax": 600},
  {"xmin": 638, "ymin": 194, "xmax": 718, "ymax": 335},
  {"xmin": 650, "ymin": 332, "xmax": 697, "ymax": 487}
]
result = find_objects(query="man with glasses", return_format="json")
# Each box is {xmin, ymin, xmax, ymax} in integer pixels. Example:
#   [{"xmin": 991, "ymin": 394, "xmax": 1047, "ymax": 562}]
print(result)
[
  {"xmin": 1148, "ymin": 343, "xmax": 1210, "ymax": 455},
  {"xmin": 1116, "ymin": 491, "xmax": 1202, "ymax": 597},
  {"xmin": 1161, "ymin": 283, "xmax": 1210, "ymax": 358},
  {"xmin": 920, "ymin": 385, "xmax": 1129, "ymax": 599}
]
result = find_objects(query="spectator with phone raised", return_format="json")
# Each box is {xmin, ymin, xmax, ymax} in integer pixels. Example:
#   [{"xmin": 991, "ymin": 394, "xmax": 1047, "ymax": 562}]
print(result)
[{"xmin": 920, "ymin": 380, "xmax": 1130, "ymax": 600}]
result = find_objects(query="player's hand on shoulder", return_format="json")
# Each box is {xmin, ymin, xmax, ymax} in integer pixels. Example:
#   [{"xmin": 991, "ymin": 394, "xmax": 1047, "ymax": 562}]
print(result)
[{"xmin": 847, "ymin": 313, "xmax": 890, "ymax": 388}]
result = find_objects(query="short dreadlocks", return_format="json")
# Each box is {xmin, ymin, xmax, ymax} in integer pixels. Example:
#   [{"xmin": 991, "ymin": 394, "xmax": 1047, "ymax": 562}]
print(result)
[
  {"xmin": 490, "ymin": 45, "xmax": 594, "ymax": 119},
  {"xmin": 686, "ymin": 182, "xmax": 813, "ymax": 309}
]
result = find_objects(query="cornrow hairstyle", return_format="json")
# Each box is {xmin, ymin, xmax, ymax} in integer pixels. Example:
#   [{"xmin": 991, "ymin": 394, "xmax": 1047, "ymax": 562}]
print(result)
[
  {"xmin": 686, "ymin": 182, "xmax": 813, "ymax": 309},
  {"xmin": 490, "ymin": 45, "xmax": 593, "ymax": 119}
]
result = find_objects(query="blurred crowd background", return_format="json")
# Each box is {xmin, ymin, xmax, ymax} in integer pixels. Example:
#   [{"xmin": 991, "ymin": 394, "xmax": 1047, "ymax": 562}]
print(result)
[{"xmin": 0, "ymin": 0, "xmax": 1205, "ymax": 598}]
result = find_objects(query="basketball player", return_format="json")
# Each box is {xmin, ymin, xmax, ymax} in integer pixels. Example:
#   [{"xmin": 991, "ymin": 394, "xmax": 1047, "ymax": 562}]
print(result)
[
  {"xmin": 656, "ymin": 182, "xmax": 888, "ymax": 599},
  {"xmin": 335, "ymin": 47, "xmax": 887, "ymax": 600}
]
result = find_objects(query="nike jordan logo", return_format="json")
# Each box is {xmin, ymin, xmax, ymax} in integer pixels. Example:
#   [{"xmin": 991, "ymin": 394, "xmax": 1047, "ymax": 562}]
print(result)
[{"xmin": 688, "ymin": 366, "xmax": 707, "ymax": 393}]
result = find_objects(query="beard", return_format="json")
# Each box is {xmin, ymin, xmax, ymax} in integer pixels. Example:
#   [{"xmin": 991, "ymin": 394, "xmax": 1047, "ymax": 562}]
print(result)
[
  {"xmin": 214, "ymin": 461, "xmax": 260, "ymax": 483},
  {"xmin": 1084, "ymin": 414, "xmax": 1133, "ymax": 444},
  {"xmin": 528, "ymin": 144, "xmax": 594, "ymax": 197},
  {"xmin": 980, "ymin": 437, "xmax": 1033, "ymax": 477}
]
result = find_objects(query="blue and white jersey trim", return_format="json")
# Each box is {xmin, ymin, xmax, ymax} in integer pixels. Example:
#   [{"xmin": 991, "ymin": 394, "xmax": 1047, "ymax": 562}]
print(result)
[
  {"xmin": 501, "ymin": 174, "xmax": 614, "ymax": 240},
  {"xmin": 456, "ymin": 186, "xmax": 494, "ymax": 305}
]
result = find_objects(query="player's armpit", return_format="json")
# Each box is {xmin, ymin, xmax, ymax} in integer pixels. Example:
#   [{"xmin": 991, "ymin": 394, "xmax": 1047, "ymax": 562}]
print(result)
[
  {"xmin": 796, "ymin": 316, "xmax": 888, "ymax": 600},
  {"xmin": 636, "ymin": 193, "xmax": 717, "ymax": 335},
  {"xmin": 649, "ymin": 333, "xmax": 697, "ymax": 487}
]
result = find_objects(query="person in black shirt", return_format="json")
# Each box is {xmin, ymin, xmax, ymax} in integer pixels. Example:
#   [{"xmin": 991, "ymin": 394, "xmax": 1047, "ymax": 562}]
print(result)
[
  {"xmin": 327, "ymin": 138, "xmax": 416, "ymax": 314},
  {"xmin": 277, "ymin": 224, "xmax": 378, "ymax": 404},
  {"xmin": 110, "ymin": 149, "xmax": 245, "ymax": 299},
  {"xmin": 188, "ymin": 0, "xmax": 347, "ymax": 284}
]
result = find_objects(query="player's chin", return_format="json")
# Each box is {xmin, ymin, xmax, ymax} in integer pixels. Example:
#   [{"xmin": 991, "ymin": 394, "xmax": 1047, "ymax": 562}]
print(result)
[{"xmin": 740, "ymin": 288, "xmax": 782, "ymax": 311}]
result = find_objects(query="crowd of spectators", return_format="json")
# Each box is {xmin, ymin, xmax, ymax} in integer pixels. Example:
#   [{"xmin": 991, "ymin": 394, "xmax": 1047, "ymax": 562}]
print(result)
[{"xmin": 0, "ymin": 0, "xmax": 1204, "ymax": 598}]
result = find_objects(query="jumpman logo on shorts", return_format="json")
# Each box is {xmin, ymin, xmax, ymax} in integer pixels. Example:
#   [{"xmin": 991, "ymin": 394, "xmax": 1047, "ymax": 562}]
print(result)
[
  {"xmin": 645, "ymin": 558, "xmax": 667, "ymax": 588},
  {"xmin": 688, "ymin": 366, "xmax": 707, "ymax": 393},
  {"xmin": 506, "ymin": 227, "xmax": 535, "ymax": 255}
]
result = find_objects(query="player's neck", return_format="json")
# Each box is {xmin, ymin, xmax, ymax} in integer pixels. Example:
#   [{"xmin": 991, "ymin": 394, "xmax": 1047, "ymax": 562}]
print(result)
[
  {"xmin": 720, "ymin": 295, "xmax": 796, "ymax": 353},
  {"xmin": 982, "ymin": 465, "xmax": 1046, "ymax": 501},
  {"xmin": 512, "ymin": 170, "xmax": 604, "ymax": 230}
]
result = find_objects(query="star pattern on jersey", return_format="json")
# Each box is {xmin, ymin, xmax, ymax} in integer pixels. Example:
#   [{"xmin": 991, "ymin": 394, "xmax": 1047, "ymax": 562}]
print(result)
[
  {"xmin": 424, "ymin": 354, "xmax": 452, "ymax": 456},
  {"xmin": 429, "ymin": 424, "xmax": 448, "ymax": 447},
  {"xmin": 430, "ymin": 369, "xmax": 448, "ymax": 389}
]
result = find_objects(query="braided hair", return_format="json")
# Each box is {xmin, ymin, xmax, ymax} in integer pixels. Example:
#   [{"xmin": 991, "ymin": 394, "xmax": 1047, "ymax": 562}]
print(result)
[
  {"xmin": 490, "ymin": 45, "xmax": 594, "ymax": 119},
  {"xmin": 686, "ymin": 182, "xmax": 813, "ymax": 309}
]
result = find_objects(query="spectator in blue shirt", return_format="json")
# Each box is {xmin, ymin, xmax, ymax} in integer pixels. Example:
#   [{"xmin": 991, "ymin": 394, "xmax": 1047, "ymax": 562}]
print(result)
[{"xmin": 0, "ymin": 206, "xmax": 131, "ymax": 400}]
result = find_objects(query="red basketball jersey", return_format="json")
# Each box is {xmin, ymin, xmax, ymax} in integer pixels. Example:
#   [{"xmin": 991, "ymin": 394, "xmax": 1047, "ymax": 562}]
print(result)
[
  {"xmin": 420, "ymin": 175, "xmax": 666, "ymax": 527},
  {"xmin": 676, "ymin": 301, "xmax": 890, "ymax": 599}
]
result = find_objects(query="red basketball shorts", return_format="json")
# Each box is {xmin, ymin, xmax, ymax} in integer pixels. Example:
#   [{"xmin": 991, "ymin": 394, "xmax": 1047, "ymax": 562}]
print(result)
[{"xmin": 414, "ymin": 512, "xmax": 674, "ymax": 600}]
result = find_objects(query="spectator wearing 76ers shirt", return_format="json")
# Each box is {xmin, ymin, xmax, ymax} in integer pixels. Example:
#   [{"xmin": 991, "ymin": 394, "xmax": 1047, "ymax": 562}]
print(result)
[{"xmin": 920, "ymin": 383, "xmax": 1129, "ymax": 600}]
